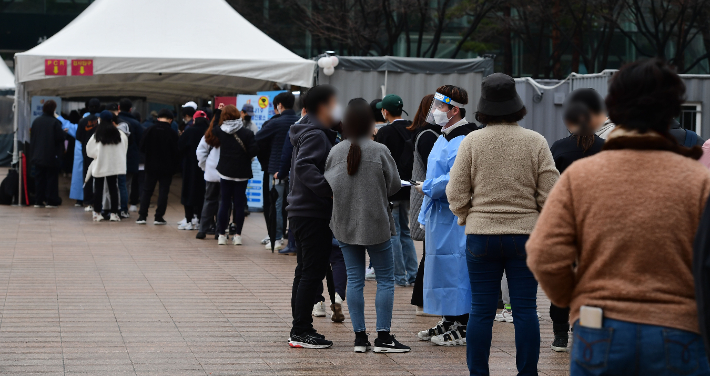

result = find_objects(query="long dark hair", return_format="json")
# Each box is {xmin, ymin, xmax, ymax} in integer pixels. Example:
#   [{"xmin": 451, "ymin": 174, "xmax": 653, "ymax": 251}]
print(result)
[
  {"xmin": 95, "ymin": 115, "xmax": 121, "ymax": 145},
  {"xmin": 342, "ymin": 101, "xmax": 375, "ymax": 175},
  {"xmin": 564, "ymin": 102, "xmax": 595, "ymax": 152},
  {"xmin": 407, "ymin": 94, "xmax": 435, "ymax": 132}
]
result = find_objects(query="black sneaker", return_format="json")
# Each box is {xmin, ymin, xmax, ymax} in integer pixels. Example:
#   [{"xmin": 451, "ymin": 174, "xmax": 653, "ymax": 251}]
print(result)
[
  {"xmin": 206, "ymin": 225, "xmax": 216, "ymax": 235},
  {"xmin": 551, "ymin": 333, "xmax": 569, "ymax": 352},
  {"xmin": 135, "ymin": 217, "xmax": 147, "ymax": 225},
  {"xmin": 196, "ymin": 232, "xmax": 206, "ymax": 239},
  {"xmin": 154, "ymin": 217, "xmax": 167, "ymax": 225},
  {"xmin": 288, "ymin": 332, "xmax": 332, "ymax": 349},
  {"xmin": 229, "ymin": 223, "xmax": 237, "ymax": 235},
  {"xmin": 354, "ymin": 334, "xmax": 371, "ymax": 353},
  {"xmin": 373, "ymin": 334, "xmax": 410, "ymax": 353}
]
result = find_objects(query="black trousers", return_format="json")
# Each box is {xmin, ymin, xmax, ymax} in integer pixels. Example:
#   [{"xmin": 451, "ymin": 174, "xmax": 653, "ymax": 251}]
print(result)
[
  {"xmin": 411, "ymin": 239, "xmax": 425, "ymax": 307},
  {"xmin": 199, "ymin": 181, "xmax": 220, "ymax": 233},
  {"xmin": 35, "ymin": 165, "xmax": 60, "ymax": 206},
  {"xmin": 94, "ymin": 175, "xmax": 118, "ymax": 214},
  {"xmin": 139, "ymin": 172, "xmax": 172, "ymax": 220},
  {"xmin": 82, "ymin": 157, "xmax": 94, "ymax": 205},
  {"xmin": 550, "ymin": 303, "xmax": 570, "ymax": 334},
  {"xmin": 290, "ymin": 216, "xmax": 333, "ymax": 335},
  {"xmin": 128, "ymin": 171, "xmax": 143, "ymax": 206}
]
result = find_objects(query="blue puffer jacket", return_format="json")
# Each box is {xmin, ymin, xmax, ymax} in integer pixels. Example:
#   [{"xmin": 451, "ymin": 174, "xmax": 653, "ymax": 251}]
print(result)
[{"xmin": 255, "ymin": 109, "xmax": 300, "ymax": 174}]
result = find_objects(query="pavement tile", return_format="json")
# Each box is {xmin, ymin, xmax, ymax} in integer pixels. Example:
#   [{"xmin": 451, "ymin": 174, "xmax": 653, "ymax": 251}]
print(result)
[{"xmin": 0, "ymin": 170, "xmax": 570, "ymax": 375}]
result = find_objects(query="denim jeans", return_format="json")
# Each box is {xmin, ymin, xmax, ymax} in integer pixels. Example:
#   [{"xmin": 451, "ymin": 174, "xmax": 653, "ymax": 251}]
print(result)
[
  {"xmin": 269, "ymin": 178, "xmax": 285, "ymax": 240},
  {"xmin": 571, "ymin": 318, "xmax": 710, "ymax": 376},
  {"xmin": 118, "ymin": 174, "xmax": 128, "ymax": 212},
  {"xmin": 339, "ymin": 240, "xmax": 394, "ymax": 333},
  {"xmin": 391, "ymin": 201, "xmax": 418, "ymax": 286},
  {"xmin": 466, "ymin": 234, "xmax": 540, "ymax": 376}
]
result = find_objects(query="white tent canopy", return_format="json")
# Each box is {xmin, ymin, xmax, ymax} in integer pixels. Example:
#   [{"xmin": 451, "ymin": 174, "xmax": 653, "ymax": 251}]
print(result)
[
  {"xmin": 14, "ymin": 0, "xmax": 315, "ymax": 142},
  {"xmin": 0, "ymin": 60, "xmax": 14, "ymax": 91}
]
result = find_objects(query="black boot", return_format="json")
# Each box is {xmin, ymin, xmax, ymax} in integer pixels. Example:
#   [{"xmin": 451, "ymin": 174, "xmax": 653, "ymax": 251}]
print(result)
[{"xmin": 551, "ymin": 322, "xmax": 570, "ymax": 352}]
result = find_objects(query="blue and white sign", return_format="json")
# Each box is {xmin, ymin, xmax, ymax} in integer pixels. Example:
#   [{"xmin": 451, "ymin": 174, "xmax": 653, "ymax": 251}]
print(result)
[{"xmin": 31, "ymin": 96, "xmax": 62, "ymax": 124}]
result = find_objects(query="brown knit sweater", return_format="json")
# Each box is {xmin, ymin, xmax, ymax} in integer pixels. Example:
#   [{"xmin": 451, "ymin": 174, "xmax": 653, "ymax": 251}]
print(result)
[
  {"xmin": 527, "ymin": 129, "xmax": 710, "ymax": 334},
  {"xmin": 447, "ymin": 123, "xmax": 559, "ymax": 234}
]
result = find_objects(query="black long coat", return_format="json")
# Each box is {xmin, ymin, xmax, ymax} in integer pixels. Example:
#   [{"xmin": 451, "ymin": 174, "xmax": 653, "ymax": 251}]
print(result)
[{"xmin": 178, "ymin": 118, "xmax": 208, "ymax": 206}]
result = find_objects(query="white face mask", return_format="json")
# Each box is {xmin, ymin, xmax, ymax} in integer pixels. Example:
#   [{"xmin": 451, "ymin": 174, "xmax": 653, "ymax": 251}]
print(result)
[
  {"xmin": 432, "ymin": 108, "xmax": 452, "ymax": 126},
  {"xmin": 331, "ymin": 103, "xmax": 343, "ymax": 123}
]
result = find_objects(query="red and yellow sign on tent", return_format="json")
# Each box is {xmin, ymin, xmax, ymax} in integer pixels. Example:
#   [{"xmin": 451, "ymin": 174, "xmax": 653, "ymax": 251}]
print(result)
[
  {"xmin": 45, "ymin": 59, "xmax": 67, "ymax": 76},
  {"xmin": 72, "ymin": 60, "xmax": 94, "ymax": 76}
]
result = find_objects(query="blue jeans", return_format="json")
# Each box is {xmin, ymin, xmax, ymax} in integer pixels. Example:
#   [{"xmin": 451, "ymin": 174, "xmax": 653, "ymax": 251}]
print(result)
[
  {"xmin": 339, "ymin": 240, "xmax": 394, "ymax": 333},
  {"xmin": 391, "ymin": 201, "xmax": 418, "ymax": 285},
  {"xmin": 571, "ymin": 318, "xmax": 710, "ymax": 376},
  {"xmin": 466, "ymin": 234, "xmax": 539, "ymax": 376},
  {"xmin": 118, "ymin": 174, "xmax": 128, "ymax": 212},
  {"xmin": 269, "ymin": 178, "xmax": 285, "ymax": 240}
]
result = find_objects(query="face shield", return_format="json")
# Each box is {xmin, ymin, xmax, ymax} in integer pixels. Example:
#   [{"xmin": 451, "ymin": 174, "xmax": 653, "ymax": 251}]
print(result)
[{"xmin": 426, "ymin": 92, "xmax": 464, "ymax": 127}]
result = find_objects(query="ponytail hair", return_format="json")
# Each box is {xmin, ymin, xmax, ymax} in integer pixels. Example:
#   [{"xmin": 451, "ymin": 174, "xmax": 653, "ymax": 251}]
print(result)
[
  {"xmin": 564, "ymin": 102, "xmax": 595, "ymax": 152},
  {"xmin": 347, "ymin": 143, "xmax": 362, "ymax": 175},
  {"xmin": 342, "ymin": 101, "xmax": 375, "ymax": 175}
]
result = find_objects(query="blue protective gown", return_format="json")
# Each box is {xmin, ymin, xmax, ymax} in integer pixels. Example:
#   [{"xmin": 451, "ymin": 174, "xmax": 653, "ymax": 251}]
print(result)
[
  {"xmin": 57, "ymin": 116, "xmax": 83, "ymax": 201},
  {"xmin": 418, "ymin": 134, "xmax": 471, "ymax": 316}
]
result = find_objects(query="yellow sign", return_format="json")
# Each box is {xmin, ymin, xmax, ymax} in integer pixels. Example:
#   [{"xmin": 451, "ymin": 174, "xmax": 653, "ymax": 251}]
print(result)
[{"xmin": 258, "ymin": 96, "xmax": 269, "ymax": 109}]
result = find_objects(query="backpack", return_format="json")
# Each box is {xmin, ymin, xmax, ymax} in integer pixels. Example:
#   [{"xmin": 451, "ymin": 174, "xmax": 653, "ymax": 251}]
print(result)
[
  {"xmin": 684, "ymin": 129, "xmax": 700, "ymax": 148},
  {"xmin": 391, "ymin": 122, "xmax": 414, "ymax": 181},
  {"xmin": 0, "ymin": 169, "xmax": 19, "ymax": 205}
]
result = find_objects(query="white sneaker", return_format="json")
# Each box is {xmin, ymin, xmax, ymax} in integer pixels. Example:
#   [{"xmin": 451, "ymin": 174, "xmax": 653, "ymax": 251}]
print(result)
[
  {"xmin": 431, "ymin": 323, "xmax": 467, "ymax": 346},
  {"xmin": 312, "ymin": 301, "xmax": 326, "ymax": 317},
  {"xmin": 109, "ymin": 213, "xmax": 121, "ymax": 222},
  {"xmin": 232, "ymin": 235, "xmax": 242, "ymax": 245},
  {"xmin": 331, "ymin": 293, "xmax": 344, "ymax": 322},
  {"xmin": 417, "ymin": 317, "xmax": 448, "ymax": 341},
  {"xmin": 265, "ymin": 239, "xmax": 285, "ymax": 250},
  {"xmin": 128, "ymin": 205, "xmax": 138, "ymax": 212},
  {"xmin": 92, "ymin": 212, "xmax": 103, "ymax": 222},
  {"xmin": 218, "ymin": 235, "xmax": 228, "ymax": 245},
  {"xmin": 365, "ymin": 267, "xmax": 376, "ymax": 280},
  {"xmin": 84, "ymin": 205, "xmax": 94, "ymax": 212},
  {"xmin": 178, "ymin": 222, "xmax": 193, "ymax": 230},
  {"xmin": 191, "ymin": 215, "xmax": 199, "ymax": 226},
  {"xmin": 261, "ymin": 235, "xmax": 271, "ymax": 244},
  {"xmin": 177, "ymin": 218, "xmax": 187, "ymax": 226},
  {"xmin": 495, "ymin": 308, "xmax": 514, "ymax": 323}
]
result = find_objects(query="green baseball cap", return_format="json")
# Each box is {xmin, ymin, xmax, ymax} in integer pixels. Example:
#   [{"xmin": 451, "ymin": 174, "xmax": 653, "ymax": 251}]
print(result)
[{"xmin": 376, "ymin": 94, "xmax": 408, "ymax": 115}]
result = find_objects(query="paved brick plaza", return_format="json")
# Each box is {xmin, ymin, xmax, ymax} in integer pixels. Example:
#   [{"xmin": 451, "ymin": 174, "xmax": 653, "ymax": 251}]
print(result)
[{"xmin": 0, "ymin": 171, "xmax": 569, "ymax": 375}]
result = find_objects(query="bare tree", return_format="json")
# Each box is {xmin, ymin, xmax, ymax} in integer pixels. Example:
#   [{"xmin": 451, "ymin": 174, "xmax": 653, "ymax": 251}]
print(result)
[
  {"xmin": 449, "ymin": 0, "xmax": 503, "ymax": 58},
  {"xmin": 616, "ymin": 0, "xmax": 710, "ymax": 72}
]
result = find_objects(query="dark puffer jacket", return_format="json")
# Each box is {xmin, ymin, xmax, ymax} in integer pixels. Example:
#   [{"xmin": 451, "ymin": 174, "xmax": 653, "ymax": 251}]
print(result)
[
  {"xmin": 255, "ymin": 109, "xmax": 300, "ymax": 174},
  {"xmin": 212, "ymin": 119, "xmax": 258, "ymax": 180}
]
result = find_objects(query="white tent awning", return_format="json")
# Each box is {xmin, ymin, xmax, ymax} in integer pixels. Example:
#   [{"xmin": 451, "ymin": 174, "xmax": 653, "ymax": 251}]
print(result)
[
  {"xmin": 13, "ymin": 0, "xmax": 315, "ymax": 143},
  {"xmin": 0, "ymin": 60, "xmax": 14, "ymax": 91}
]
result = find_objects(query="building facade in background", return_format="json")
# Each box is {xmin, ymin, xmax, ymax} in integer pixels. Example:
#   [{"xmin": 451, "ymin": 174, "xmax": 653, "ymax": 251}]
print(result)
[{"xmin": 2, "ymin": 0, "xmax": 710, "ymax": 78}]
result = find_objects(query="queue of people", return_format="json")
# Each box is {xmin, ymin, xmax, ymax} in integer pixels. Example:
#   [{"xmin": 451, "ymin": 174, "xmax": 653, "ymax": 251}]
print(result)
[{"xmin": 26, "ymin": 57, "xmax": 710, "ymax": 375}]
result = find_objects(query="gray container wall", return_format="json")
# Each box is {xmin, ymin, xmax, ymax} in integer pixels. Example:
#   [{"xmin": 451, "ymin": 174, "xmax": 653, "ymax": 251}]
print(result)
[
  {"xmin": 515, "ymin": 79, "xmax": 570, "ymax": 145},
  {"xmin": 679, "ymin": 76, "xmax": 710, "ymax": 138},
  {"xmin": 320, "ymin": 70, "xmax": 483, "ymax": 121},
  {"xmin": 516, "ymin": 73, "xmax": 710, "ymax": 144}
]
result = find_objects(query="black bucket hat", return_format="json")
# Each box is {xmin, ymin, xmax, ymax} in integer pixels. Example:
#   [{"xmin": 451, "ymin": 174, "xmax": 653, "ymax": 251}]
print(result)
[{"xmin": 477, "ymin": 73, "xmax": 524, "ymax": 116}]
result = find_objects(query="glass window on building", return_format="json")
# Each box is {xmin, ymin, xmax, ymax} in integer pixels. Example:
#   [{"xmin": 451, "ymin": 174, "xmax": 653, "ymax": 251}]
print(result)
[{"xmin": 679, "ymin": 104, "xmax": 702, "ymax": 136}]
